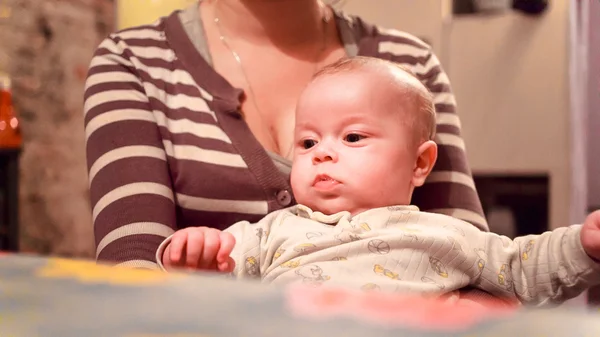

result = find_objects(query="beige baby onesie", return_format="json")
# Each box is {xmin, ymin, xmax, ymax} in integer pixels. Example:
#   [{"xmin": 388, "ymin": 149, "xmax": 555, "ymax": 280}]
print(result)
[{"xmin": 157, "ymin": 205, "xmax": 600, "ymax": 305}]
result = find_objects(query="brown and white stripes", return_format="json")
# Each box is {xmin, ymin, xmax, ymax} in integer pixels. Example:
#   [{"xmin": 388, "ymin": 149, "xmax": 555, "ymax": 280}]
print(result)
[{"xmin": 84, "ymin": 8, "xmax": 487, "ymax": 269}]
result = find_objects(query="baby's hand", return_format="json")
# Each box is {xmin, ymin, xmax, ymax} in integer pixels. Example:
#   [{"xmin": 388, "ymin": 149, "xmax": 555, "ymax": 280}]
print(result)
[
  {"xmin": 581, "ymin": 210, "xmax": 600, "ymax": 261},
  {"xmin": 162, "ymin": 227, "xmax": 236, "ymax": 273}
]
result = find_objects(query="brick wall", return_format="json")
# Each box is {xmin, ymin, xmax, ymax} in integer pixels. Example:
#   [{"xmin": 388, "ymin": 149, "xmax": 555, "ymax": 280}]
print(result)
[{"xmin": 0, "ymin": 0, "xmax": 115, "ymax": 257}]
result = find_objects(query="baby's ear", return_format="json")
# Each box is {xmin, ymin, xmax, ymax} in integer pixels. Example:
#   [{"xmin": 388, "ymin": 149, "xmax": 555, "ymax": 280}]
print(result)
[{"xmin": 412, "ymin": 140, "xmax": 438, "ymax": 187}]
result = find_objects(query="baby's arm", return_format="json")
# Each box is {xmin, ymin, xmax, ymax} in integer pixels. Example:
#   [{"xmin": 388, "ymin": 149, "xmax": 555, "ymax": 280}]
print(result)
[
  {"xmin": 155, "ymin": 227, "xmax": 236, "ymax": 272},
  {"xmin": 224, "ymin": 209, "xmax": 286, "ymax": 279},
  {"xmin": 467, "ymin": 223, "xmax": 600, "ymax": 306},
  {"xmin": 155, "ymin": 209, "xmax": 284, "ymax": 278}
]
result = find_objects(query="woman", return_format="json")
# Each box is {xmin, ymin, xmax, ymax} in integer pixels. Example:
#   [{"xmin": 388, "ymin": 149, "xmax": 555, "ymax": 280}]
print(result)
[{"xmin": 84, "ymin": 0, "xmax": 493, "ymax": 301}]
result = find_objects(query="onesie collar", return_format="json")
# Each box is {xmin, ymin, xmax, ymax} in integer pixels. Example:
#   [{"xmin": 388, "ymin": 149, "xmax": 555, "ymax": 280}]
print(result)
[{"xmin": 295, "ymin": 204, "xmax": 420, "ymax": 224}]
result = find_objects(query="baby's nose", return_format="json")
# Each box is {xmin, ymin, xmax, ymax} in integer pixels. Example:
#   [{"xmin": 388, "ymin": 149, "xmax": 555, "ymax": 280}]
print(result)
[{"xmin": 312, "ymin": 145, "xmax": 337, "ymax": 163}]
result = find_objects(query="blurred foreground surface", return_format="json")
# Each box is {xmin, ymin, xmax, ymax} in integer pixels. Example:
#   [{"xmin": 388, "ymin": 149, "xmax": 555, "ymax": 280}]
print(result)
[{"xmin": 0, "ymin": 254, "xmax": 599, "ymax": 336}]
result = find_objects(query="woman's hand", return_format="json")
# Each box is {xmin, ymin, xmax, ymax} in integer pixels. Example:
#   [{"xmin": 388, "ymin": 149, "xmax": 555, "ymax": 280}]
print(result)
[{"xmin": 162, "ymin": 227, "xmax": 236, "ymax": 272}]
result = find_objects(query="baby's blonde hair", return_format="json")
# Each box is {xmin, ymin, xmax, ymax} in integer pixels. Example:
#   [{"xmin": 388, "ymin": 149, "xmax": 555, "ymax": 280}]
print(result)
[{"xmin": 312, "ymin": 57, "xmax": 436, "ymax": 142}]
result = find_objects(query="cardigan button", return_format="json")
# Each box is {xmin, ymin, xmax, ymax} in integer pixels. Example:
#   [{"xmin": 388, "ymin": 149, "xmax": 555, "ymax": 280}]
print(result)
[{"xmin": 276, "ymin": 190, "xmax": 292, "ymax": 207}]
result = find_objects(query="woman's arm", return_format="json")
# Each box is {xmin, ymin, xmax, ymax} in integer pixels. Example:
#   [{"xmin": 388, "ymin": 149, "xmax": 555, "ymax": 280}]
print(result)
[
  {"xmin": 84, "ymin": 35, "xmax": 176, "ymax": 269},
  {"xmin": 408, "ymin": 50, "xmax": 488, "ymax": 232}
]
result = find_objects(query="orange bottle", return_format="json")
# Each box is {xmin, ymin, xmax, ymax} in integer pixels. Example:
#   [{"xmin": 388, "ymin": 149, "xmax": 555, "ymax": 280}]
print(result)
[{"xmin": 0, "ymin": 74, "xmax": 22, "ymax": 149}]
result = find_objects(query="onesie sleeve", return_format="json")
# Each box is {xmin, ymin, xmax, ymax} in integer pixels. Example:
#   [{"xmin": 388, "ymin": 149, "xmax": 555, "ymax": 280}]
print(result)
[
  {"xmin": 224, "ymin": 209, "xmax": 284, "ymax": 280},
  {"xmin": 154, "ymin": 209, "xmax": 285, "ymax": 276},
  {"xmin": 466, "ymin": 225, "xmax": 600, "ymax": 306}
]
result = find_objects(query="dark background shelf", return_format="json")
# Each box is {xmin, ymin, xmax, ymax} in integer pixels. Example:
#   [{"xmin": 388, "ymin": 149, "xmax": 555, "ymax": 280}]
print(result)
[{"xmin": 0, "ymin": 148, "xmax": 20, "ymax": 252}]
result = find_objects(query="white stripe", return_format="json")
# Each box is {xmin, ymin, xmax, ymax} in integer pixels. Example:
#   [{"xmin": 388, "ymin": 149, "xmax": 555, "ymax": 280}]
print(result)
[
  {"xmin": 93, "ymin": 183, "xmax": 174, "ymax": 222},
  {"xmin": 429, "ymin": 67, "xmax": 451, "ymax": 87},
  {"xmin": 98, "ymin": 38, "xmax": 120, "ymax": 52},
  {"xmin": 85, "ymin": 107, "xmax": 226, "ymax": 145},
  {"xmin": 162, "ymin": 140, "xmax": 247, "ymax": 168},
  {"xmin": 142, "ymin": 66, "xmax": 213, "ymax": 101},
  {"xmin": 379, "ymin": 28, "xmax": 429, "ymax": 48},
  {"xmin": 114, "ymin": 260, "xmax": 160, "ymax": 270},
  {"xmin": 153, "ymin": 111, "xmax": 229, "ymax": 143},
  {"xmin": 128, "ymin": 45, "xmax": 175, "ymax": 60},
  {"xmin": 117, "ymin": 28, "xmax": 166, "ymax": 41},
  {"xmin": 87, "ymin": 64, "xmax": 213, "ymax": 103},
  {"xmin": 377, "ymin": 41, "xmax": 445, "ymax": 78},
  {"xmin": 145, "ymin": 66, "xmax": 196, "ymax": 86},
  {"xmin": 426, "ymin": 171, "xmax": 476, "ymax": 190},
  {"xmin": 428, "ymin": 208, "xmax": 489, "ymax": 231},
  {"xmin": 144, "ymin": 81, "xmax": 215, "ymax": 120},
  {"xmin": 98, "ymin": 38, "xmax": 132, "ymax": 56},
  {"xmin": 88, "ymin": 146, "xmax": 167, "ymax": 183},
  {"xmin": 97, "ymin": 40, "xmax": 175, "ymax": 67},
  {"xmin": 435, "ymin": 113, "xmax": 461, "ymax": 128},
  {"xmin": 88, "ymin": 52, "xmax": 130, "ymax": 69},
  {"xmin": 84, "ymin": 90, "xmax": 148, "ymax": 117},
  {"xmin": 436, "ymin": 133, "xmax": 465, "ymax": 151},
  {"xmin": 378, "ymin": 41, "xmax": 430, "ymax": 59},
  {"xmin": 378, "ymin": 41, "xmax": 431, "ymax": 58},
  {"xmin": 91, "ymin": 39, "xmax": 213, "ymax": 102},
  {"xmin": 96, "ymin": 222, "xmax": 175, "ymax": 259},
  {"xmin": 86, "ymin": 71, "xmax": 139, "ymax": 88},
  {"xmin": 177, "ymin": 193, "xmax": 268, "ymax": 215},
  {"xmin": 85, "ymin": 109, "xmax": 155, "ymax": 139},
  {"xmin": 420, "ymin": 52, "xmax": 450, "ymax": 88},
  {"xmin": 142, "ymin": 65, "xmax": 196, "ymax": 87},
  {"xmin": 433, "ymin": 93, "xmax": 457, "ymax": 107}
]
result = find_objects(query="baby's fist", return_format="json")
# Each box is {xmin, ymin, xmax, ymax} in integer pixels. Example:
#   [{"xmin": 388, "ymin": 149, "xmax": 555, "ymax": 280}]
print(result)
[
  {"xmin": 581, "ymin": 210, "xmax": 600, "ymax": 261},
  {"xmin": 162, "ymin": 227, "xmax": 236, "ymax": 272}
]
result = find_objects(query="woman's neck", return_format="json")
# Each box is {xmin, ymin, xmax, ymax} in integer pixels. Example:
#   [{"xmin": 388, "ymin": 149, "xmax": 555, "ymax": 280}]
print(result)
[{"xmin": 204, "ymin": 0, "xmax": 330, "ymax": 48}]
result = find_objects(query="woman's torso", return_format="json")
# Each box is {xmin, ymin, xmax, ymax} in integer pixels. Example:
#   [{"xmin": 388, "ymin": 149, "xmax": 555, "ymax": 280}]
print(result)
[
  {"xmin": 99, "ymin": 3, "xmax": 483, "ymax": 232},
  {"xmin": 148, "ymin": 4, "xmax": 361, "ymax": 229}
]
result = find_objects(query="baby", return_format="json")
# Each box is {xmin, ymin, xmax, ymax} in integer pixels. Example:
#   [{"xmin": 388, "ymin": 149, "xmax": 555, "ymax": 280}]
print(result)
[{"xmin": 157, "ymin": 56, "xmax": 600, "ymax": 305}]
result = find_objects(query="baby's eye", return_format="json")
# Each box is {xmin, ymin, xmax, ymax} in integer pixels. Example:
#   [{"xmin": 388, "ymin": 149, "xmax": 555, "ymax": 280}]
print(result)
[
  {"xmin": 345, "ymin": 133, "xmax": 365, "ymax": 143},
  {"xmin": 302, "ymin": 139, "xmax": 317, "ymax": 149}
]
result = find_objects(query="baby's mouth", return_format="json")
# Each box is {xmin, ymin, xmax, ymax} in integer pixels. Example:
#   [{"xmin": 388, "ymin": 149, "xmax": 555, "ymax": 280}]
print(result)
[{"xmin": 313, "ymin": 174, "xmax": 341, "ymax": 189}]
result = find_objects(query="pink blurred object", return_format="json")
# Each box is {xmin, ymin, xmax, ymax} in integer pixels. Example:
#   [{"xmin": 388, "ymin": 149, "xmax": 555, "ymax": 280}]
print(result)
[{"xmin": 285, "ymin": 284, "xmax": 518, "ymax": 331}]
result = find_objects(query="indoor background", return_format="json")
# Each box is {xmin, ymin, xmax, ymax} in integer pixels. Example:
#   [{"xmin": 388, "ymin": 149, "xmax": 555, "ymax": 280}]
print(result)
[{"xmin": 0, "ymin": 1, "xmax": 597, "ymax": 299}]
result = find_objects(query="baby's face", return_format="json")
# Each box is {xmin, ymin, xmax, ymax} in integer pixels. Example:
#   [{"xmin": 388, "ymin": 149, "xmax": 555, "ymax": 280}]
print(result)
[{"xmin": 290, "ymin": 70, "xmax": 421, "ymax": 215}]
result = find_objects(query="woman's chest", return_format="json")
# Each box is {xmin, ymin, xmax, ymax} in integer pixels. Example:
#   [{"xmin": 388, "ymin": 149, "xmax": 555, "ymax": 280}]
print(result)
[
  {"xmin": 211, "ymin": 46, "xmax": 347, "ymax": 158},
  {"xmin": 152, "ymin": 95, "xmax": 294, "ymax": 228}
]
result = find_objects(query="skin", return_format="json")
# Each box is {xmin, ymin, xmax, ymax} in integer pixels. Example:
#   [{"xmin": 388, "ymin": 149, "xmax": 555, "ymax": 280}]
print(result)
[
  {"xmin": 165, "ymin": 0, "xmax": 346, "ymax": 269},
  {"xmin": 201, "ymin": 0, "xmax": 346, "ymax": 158},
  {"xmin": 163, "ymin": 66, "xmax": 600, "ymax": 272},
  {"xmin": 164, "ymin": 67, "xmax": 439, "ymax": 270},
  {"xmin": 290, "ymin": 67, "xmax": 436, "ymax": 216},
  {"xmin": 162, "ymin": 1, "xmax": 600, "ymax": 271}
]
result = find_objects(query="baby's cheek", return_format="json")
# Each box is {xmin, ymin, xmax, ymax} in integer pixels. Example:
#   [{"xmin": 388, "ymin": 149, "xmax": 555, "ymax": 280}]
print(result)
[
  {"xmin": 289, "ymin": 162, "xmax": 303, "ymax": 187},
  {"xmin": 353, "ymin": 169, "xmax": 386, "ymax": 192},
  {"xmin": 289, "ymin": 171, "xmax": 309, "ymax": 203},
  {"xmin": 360, "ymin": 173, "xmax": 409, "ymax": 205}
]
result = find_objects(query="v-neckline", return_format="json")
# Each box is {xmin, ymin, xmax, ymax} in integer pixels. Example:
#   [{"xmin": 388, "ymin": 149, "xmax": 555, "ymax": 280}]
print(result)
[{"xmin": 163, "ymin": 3, "xmax": 365, "ymax": 168}]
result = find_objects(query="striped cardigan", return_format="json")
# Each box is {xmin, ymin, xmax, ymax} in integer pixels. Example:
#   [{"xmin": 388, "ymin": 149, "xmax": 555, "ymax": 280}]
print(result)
[{"xmin": 84, "ymin": 6, "xmax": 487, "ymax": 269}]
